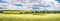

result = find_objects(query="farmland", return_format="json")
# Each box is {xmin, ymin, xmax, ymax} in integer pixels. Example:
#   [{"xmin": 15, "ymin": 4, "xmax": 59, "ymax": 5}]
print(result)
[
  {"xmin": 0, "ymin": 13, "xmax": 60, "ymax": 21},
  {"xmin": 0, "ymin": 10, "xmax": 60, "ymax": 21}
]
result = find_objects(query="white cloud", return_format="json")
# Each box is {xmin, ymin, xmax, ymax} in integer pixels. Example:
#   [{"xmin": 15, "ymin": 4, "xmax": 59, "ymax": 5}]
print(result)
[{"xmin": 0, "ymin": 0, "xmax": 60, "ymax": 10}]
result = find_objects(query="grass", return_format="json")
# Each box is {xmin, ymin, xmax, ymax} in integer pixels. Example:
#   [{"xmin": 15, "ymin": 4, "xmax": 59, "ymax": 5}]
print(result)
[{"xmin": 0, "ymin": 13, "xmax": 60, "ymax": 21}]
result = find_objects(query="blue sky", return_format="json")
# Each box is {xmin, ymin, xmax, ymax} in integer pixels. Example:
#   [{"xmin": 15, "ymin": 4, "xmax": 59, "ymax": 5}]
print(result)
[
  {"xmin": 0, "ymin": 0, "xmax": 2, "ymax": 2},
  {"xmin": 56, "ymin": 0, "xmax": 60, "ymax": 2},
  {"xmin": 0, "ymin": 0, "xmax": 22, "ymax": 6},
  {"xmin": 13, "ymin": 4, "xmax": 22, "ymax": 6},
  {"xmin": 0, "ymin": 0, "xmax": 60, "ymax": 3},
  {"xmin": 0, "ymin": 0, "xmax": 60, "ymax": 10}
]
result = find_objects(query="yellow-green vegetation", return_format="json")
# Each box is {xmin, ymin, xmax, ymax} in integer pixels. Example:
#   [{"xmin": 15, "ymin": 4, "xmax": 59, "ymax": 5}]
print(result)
[
  {"xmin": 0, "ymin": 10, "xmax": 60, "ymax": 21},
  {"xmin": 3, "ymin": 10, "xmax": 22, "ymax": 14},
  {"xmin": 2, "ymin": 10, "xmax": 33, "ymax": 14},
  {"xmin": 1, "ymin": 10, "xmax": 60, "ymax": 14},
  {"xmin": 0, "ymin": 10, "xmax": 60, "ymax": 14},
  {"xmin": 0, "ymin": 13, "xmax": 60, "ymax": 21}
]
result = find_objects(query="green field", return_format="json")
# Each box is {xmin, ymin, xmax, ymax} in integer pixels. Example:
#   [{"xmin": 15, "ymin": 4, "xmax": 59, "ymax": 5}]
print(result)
[{"xmin": 0, "ymin": 13, "xmax": 60, "ymax": 21}]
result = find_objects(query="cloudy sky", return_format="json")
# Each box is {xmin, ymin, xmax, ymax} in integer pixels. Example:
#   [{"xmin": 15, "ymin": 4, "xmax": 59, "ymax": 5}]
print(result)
[{"xmin": 0, "ymin": 0, "xmax": 60, "ymax": 11}]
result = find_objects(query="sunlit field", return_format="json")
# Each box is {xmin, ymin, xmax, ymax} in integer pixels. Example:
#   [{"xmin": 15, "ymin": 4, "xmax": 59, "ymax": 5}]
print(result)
[{"xmin": 0, "ymin": 13, "xmax": 60, "ymax": 21}]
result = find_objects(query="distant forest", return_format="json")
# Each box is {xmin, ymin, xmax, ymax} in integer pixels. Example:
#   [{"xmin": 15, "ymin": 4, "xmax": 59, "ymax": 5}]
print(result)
[{"xmin": 0, "ymin": 10, "xmax": 60, "ymax": 14}]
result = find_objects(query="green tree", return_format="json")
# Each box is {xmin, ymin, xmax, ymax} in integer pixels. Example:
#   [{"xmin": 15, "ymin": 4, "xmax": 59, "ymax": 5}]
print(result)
[{"xmin": 0, "ymin": 10, "xmax": 3, "ymax": 13}]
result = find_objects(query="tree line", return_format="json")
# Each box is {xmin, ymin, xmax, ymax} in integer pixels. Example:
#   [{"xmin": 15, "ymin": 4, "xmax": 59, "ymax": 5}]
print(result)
[{"xmin": 0, "ymin": 10, "xmax": 60, "ymax": 14}]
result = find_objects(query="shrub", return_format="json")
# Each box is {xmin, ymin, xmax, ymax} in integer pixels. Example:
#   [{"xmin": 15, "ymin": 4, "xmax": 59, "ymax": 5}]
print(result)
[{"xmin": 0, "ymin": 10, "xmax": 3, "ymax": 13}]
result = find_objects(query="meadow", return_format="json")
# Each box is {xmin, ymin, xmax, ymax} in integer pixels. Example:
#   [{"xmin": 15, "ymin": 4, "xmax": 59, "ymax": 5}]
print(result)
[
  {"xmin": 0, "ymin": 10, "xmax": 60, "ymax": 21},
  {"xmin": 0, "ymin": 13, "xmax": 60, "ymax": 21}
]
